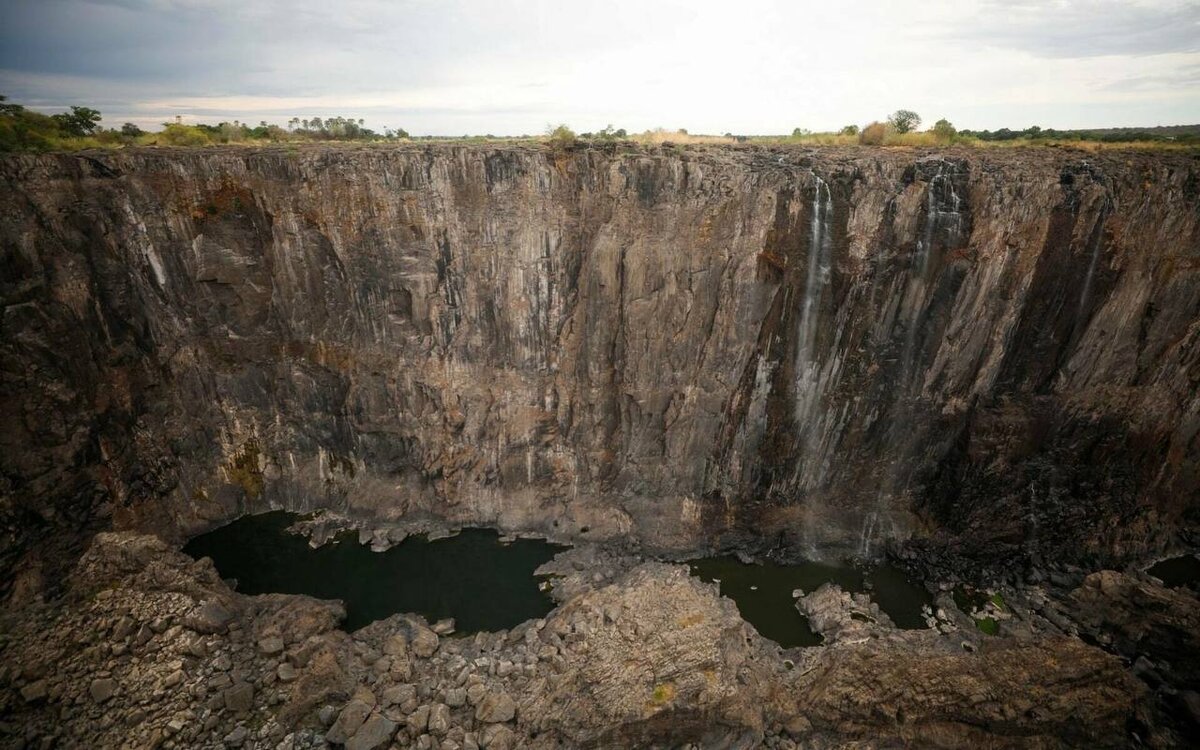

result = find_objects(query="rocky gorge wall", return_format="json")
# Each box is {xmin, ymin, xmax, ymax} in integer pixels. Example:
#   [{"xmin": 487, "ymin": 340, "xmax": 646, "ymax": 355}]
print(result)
[{"xmin": 2, "ymin": 144, "xmax": 1198, "ymax": 589}]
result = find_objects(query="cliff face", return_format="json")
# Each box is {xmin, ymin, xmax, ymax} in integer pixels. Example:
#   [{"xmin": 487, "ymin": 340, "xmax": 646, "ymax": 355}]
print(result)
[{"xmin": 2, "ymin": 144, "xmax": 1198, "ymax": 583}]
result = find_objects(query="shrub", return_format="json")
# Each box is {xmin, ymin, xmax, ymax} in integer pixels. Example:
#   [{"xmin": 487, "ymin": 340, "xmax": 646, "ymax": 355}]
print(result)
[
  {"xmin": 159, "ymin": 123, "xmax": 212, "ymax": 147},
  {"xmin": 859, "ymin": 121, "xmax": 888, "ymax": 145},
  {"xmin": 931, "ymin": 118, "xmax": 956, "ymax": 143},
  {"xmin": 839, "ymin": 124, "xmax": 860, "ymax": 136},
  {"xmin": 546, "ymin": 124, "xmax": 576, "ymax": 148},
  {"xmin": 216, "ymin": 122, "xmax": 248, "ymax": 143},
  {"xmin": 0, "ymin": 98, "xmax": 62, "ymax": 151}
]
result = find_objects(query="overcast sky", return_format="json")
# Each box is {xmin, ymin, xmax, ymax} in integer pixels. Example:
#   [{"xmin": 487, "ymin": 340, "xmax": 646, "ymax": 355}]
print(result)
[{"xmin": 2, "ymin": 0, "xmax": 1198, "ymax": 135}]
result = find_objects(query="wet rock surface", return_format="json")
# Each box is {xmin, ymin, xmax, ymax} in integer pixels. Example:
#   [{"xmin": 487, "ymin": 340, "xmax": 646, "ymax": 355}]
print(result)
[
  {"xmin": 1, "ymin": 531, "xmax": 1180, "ymax": 748},
  {"xmin": 2, "ymin": 144, "xmax": 1198, "ymax": 595}
]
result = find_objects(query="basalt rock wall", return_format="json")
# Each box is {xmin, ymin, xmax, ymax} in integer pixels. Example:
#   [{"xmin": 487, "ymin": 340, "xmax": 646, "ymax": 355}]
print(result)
[{"xmin": 2, "ymin": 145, "xmax": 1198, "ymax": 588}]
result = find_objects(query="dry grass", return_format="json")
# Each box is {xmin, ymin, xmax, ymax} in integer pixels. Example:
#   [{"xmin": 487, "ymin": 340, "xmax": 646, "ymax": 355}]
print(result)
[
  {"xmin": 747, "ymin": 130, "xmax": 1196, "ymax": 152},
  {"xmin": 629, "ymin": 128, "xmax": 736, "ymax": 145},
  {"xmin": 16, "ymin": 131, "xmax": 1195, "ymax": 155},
  {"xmin": 791, "ymin": 133, "xmax": 860, "ymax": 146}
]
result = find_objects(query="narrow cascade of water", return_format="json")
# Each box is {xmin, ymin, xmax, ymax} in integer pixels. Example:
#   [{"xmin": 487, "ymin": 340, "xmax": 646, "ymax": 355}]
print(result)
[
  {"xmin": 1073, "ymin": 209, "xmax": 1107, "ymax": 340},
  {"xmin": 793, "ymin": 175, "xmax": 837, "ymax": 559},
  {"xmin": 869, "ymin": 163, "xmax": 966, "ymax": 557},
  {"xmin": 902, "ymin": 162, "xmax": 963, "ymax": 390},
  {"xmin": 793, "ymin": 174, "xmax": 834, "ymax": 427},
  {"xmin": 913, "ymin": 164, "xmax": 964, "ymax": 279},
  {"xmin": 858, "ymin": 510, "xmax": 878, "ymax": 558}
]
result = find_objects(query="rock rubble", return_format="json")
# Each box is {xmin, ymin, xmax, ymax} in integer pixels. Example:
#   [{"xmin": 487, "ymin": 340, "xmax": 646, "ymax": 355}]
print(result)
[{"xmin": 1, "ymin": 531, "xmax": 1174, "ymax": 748}]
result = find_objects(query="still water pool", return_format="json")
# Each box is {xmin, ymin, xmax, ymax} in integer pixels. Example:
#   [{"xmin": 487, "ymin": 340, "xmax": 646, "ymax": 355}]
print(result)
[
  {"xmin": 688, "ymin": 555, "xmax": 932, "ymax": 647},
  {"xmin": 1148, "ymin": 554, "xmax": 1200, "ymax": 588},
  {"xmin": 186, "ymin": 511, "xmax": 932, "ymax": 646},
  {"xmin": 184, "ymin": 511, "xmax": 566, "ymax": 633}
]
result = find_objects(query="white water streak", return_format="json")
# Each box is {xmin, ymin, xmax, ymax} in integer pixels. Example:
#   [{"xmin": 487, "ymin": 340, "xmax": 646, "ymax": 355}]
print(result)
[{"xmin": 793, "ymin": 175, "xmax": 834, "ymax": 427}]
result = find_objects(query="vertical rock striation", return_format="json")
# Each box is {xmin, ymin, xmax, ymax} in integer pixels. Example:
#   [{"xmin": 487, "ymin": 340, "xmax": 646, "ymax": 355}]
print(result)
[{"xmin": 1, "ymin": 145, "xmax": 1197, "ymax": 588}]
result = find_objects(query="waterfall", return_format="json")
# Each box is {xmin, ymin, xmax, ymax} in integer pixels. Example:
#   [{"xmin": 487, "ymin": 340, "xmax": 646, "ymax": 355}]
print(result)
[
  {"xmin": 1073, "ymin": 209, "xmax": 1107, "ymax": 338},
  {"xmin": 911, "ymin": 163, "xmax": 963, "ymax": 281},
  {"xmin": 794, "ymin": 174, "xmax": 836, "ymax": 560},
  {"xmin": 793, "ymin": 175, "xmax": 834, "ymax": 427},
  {"xmin": 867, "ymin": 162, "xmax": 966, "ymax": 559},
  {"xmin": 858, "ymin": 511, "xmax": 879, "ymax": 558},
  {"xmin": 903, "ymin": 162, "xmax": 964, "ymax": 389},
  {"xmin": 916, "ymin": 164, "xmax": 964, "ymax": 276}
]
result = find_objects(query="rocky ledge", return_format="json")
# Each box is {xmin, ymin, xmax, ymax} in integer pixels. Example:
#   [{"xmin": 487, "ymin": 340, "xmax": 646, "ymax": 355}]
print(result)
[{"xmin": 5, "ymin": 531, "xmax": 1195, "ymax": 748}]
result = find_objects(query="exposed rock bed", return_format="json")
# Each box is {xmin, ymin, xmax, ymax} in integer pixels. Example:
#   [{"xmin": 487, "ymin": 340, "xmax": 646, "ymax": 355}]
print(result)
[{"xmin": 4, "ymin": 531, "xmax": 1189, "ymax": 748}]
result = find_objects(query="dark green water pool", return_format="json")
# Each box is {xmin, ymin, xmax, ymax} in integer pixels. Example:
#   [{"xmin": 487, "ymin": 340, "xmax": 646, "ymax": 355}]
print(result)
[
  {"xmin": 688, "ymin": 555, "xmax": 932, "ymax": 647},
  {"xmin": 1148, "ymin": 554, "xmax": 1200, "ymax": 588},
  {"xmin": 184, "ymin": 511, "xmax": 566, "ymax": 633}
]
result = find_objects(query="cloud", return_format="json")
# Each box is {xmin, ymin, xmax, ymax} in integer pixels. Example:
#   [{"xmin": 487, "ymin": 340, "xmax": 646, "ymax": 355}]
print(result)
[
  {"xmin": 964, "ymin": 0, "xmax": 1200, "ymax": 58},
  {"xmin": 1, "ymin": 0, "xmax": 1198, "ymax": 133},
  {"xmin": 1100, "ymin": 63, "xmax": 1200, "ymax": 92}
]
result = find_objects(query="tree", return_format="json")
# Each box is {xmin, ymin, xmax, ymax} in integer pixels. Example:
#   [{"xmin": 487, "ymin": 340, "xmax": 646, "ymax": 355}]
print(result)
[
  {"xmin": 931, "ymin": 118, "xmax": 956, "ymax": 142},
  {"xmin": 792, "ymin": 127, "xmax": 812, "ymax": 137},
  {"xmin": 838, "ymin": 124, "xmax": 860, "ymax": 136},
  {"xmin": 887, "ymin": 109, "xmax": 921, "ymax": 134},
  {"xmin": 52, "ymin": 105, "xmax": 102, "ymax": 136},
  {"xmin": 592, "ymin": 124, "xmax": 627, "ymax": 141},
  {"xmin": 120, "ymin": 122, "xmax": 144, "ymax": 137}
]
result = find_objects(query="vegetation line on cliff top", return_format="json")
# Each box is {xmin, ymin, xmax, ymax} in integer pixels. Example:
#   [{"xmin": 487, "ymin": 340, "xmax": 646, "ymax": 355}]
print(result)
[{"xmin": 3, "ymin": 96, "xmax": 1197, "ymax": 154}]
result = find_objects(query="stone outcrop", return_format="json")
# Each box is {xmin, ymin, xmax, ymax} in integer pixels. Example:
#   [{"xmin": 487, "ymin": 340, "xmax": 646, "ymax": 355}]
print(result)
[
  {"xmin": 0, "ymin": 532, "xmax": 1156, "ymax": 749},
  {"xmin": 789, "ymin": 632, "xmax": 1144, "ymax": 748},
  {"xmin": 1065, "ymin": 570, "xmax": 1200, "ymax": 740},
  {"xmin": 1, "ymin": 144, "xmax": 1198, "ymax": 585}
]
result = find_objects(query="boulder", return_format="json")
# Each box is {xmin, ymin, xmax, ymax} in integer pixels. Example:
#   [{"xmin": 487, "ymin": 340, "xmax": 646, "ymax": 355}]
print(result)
[
  {"xmin": 475, "ymin": 693, "xmax": 515, "ymax": 723},
  {"xmin": 89, "ymin": 677, "xmax": 116, "ymax": 703},
  {"xmin": 186, "ymin": 600, "xmax": 235, "ymax": 634},
  {"xmin": 411, "ymin": 626, "xmax": 439, "ymax": 658},
  {"xmin": 327, "ymin": 689, "xmax": 376, "ymax": 744},
  {"xmin": 258, "ymin": 636, "xmax": 285, "ymax": 655},
  {"xmin": 382, "ymin": 633, "xmax": 408, "ymax": 657},
  {"xmin": 480, "ymin": 724, "xmax": 516, "ymax": 750},
  {"xmin": 20, "ymin": 679, "xmax": 48, "ymax": 703},
  {"xmin": 223, "ymin": 681, "xmax": 255, "ymax": 713},
  {"xmin": 428, "ymin": 702, "xmax": 451, "ymax": 735},
  {"xmin": 346, "ymin": 713, "xmax": 396, "ymax": 750}
]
